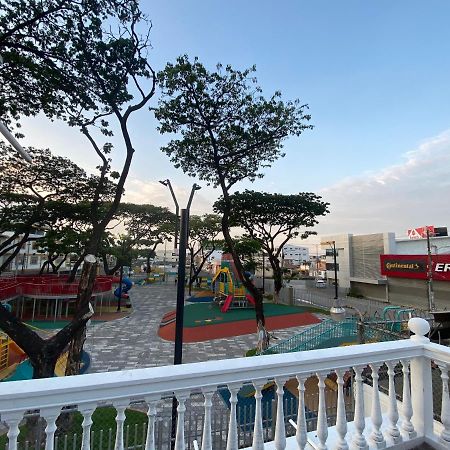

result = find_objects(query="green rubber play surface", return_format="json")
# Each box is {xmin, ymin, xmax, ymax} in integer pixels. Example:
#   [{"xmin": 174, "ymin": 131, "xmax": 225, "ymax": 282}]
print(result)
[{"xmin": 183, "ymin": 302, "xmax": 318, "ymax": 327}]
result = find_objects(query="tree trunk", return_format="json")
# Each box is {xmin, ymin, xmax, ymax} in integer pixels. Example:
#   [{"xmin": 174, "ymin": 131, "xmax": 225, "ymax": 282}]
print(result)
[
  {"xmin": 65, "ymin": 255, "xmax": 97, "ymax": 375},
  {"xmin": 270, "ymin": 256, "xmax": 283, "ymax": 304},
  {"xmin": 67, "ymin": 253, "xmax": 85, "ymax": 282}
]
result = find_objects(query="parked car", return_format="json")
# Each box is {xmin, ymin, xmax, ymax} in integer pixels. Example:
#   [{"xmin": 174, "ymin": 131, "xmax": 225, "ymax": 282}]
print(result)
[{"xmin": 315, "ymin": 279, "xmax": 327, "ymax": 288}]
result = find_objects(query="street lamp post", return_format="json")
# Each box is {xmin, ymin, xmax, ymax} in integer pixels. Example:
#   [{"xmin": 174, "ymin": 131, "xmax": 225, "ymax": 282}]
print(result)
[
  {"xmin": 159, "ymin": 179, "xmax": 180, "ymax": 249},
  {"xmin": 324, "ymin": 240, "xmax": 346, "ymax": 321}
]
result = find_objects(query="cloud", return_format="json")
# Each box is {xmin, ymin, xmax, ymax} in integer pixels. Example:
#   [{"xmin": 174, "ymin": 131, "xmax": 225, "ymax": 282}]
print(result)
[
  {"xmin": 123, "ymin": 178, "xmax": 214, "ymax": 216},
  {"xmin": 314, "ymin": 130, "xmax": 450, "ymax": 237}
]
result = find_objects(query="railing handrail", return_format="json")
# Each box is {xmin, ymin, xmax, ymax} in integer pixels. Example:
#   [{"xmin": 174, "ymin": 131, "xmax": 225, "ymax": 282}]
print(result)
[{"xmin": 0, "ymin": 338, "xmax": 437, "ymax": 413}]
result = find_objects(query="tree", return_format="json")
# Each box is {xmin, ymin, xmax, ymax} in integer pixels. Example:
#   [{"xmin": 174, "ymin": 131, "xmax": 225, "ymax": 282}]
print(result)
[
  {"xmin": 187, "ymin": 214, "xmax": 221, "ymax": 292},
  {"xmin": 1, "ymin": 0, "xmax": 156, "ymax": 376},
  {"xmin": 219, "ymin": 236, "xmax": 262, "ymax": 274},
  {"xmin": 215, "ymin": 190, "xmax": 329, "ymax": 301},
  {"xmin": 155, "ymin": 55, "xmax": 312, "ymax": 349}
]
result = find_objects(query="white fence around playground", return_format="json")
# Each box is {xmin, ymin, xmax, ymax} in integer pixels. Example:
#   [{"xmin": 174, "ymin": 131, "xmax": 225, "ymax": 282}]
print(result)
[{"xmin": 1, "ymin": 318, "xmax": 449, "ymax": 450}]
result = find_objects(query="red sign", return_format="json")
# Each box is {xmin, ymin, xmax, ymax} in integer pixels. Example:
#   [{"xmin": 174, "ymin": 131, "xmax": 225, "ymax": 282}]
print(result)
[
  {"xmin": 380, "ymin": 254, "xmax": 450, "ymax": 281},
  {"xmin": 407, "ymin": 226, "xmax": 435, "ymax": 239}
]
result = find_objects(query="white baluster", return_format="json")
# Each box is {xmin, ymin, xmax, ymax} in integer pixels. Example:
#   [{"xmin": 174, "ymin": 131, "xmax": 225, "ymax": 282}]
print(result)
[
  {"xmin": 438, "ymin": 363, "xmax": 450, "ymax": 443},
  {"xmin": 252, "ymin": 380, "xmax": 266, "ymax": 450},
  {"xmin": 226, "ymin": 383, "xmax": 240, "ymax": 450},
  {"xmin": 3, "ymin": 411, "xmax": 24, "ymax": 450},
  {"xmin": 295, "ymin": 376, "xmax": 308, "ymax": 450},
  {"xmin": 274, "ymin": 377, "xmax": 287, "ymax": 450},
  {"xmin": 400, "ymin": 359, "xmax": 416, "ymax": 439},
  {"xmin": 335, "ymin": 369, "xmax": 348, "ymax": 450},
  {"xmin": 144, "ymin": 396, "xmax": 160, "ymax": 450},
  {"xmin": 201, "ymin": 388, "xmax": 215, "ymax": 450},
  {"xmin": 369, "ymin": 364, "xmax": 385, "ymax": 449},
  {"xmin": 113, "ymin": 401, "xmax": 129, "ymax": 450},
  {"xmin": 175, "ymin": 391, "xmax": 189, "ymax": 450},
  {"xmin": 386, "ymin": 361, "xmax": 402, "ymax": 444},
  {"xmin": 79, "ymin": 403, "xmax": 96, "ymax": 450},
  {"xmin": 352, "ymin": 366, "xmax": 368, "ymax": 450},
  {"xmin": 41, "ymin": 407, "xmax": 61, "ymax": 450},
  {"xmin": 316, "ymin": 372, "xmax": 328, "ymax": 450}
]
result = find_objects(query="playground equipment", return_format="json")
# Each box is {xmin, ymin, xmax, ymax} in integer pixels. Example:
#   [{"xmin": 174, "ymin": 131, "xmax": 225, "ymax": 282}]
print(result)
[
  {"xmin": 211, "ymin": 254, "xmax": 256, "ymax": 313},
  {"xmin": 114, "ymin": 276, "xmax": 133, "ymax": 307}
]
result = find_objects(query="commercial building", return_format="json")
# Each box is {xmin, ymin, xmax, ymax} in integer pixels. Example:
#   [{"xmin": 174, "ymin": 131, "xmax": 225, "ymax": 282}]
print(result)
[
  {"xmin": 281, "ymin": 244, "xmax": 309, "ymax": 267},
  {"xmin": 320, "ymin": 229, "xmax": 450, "ymax": 310}
]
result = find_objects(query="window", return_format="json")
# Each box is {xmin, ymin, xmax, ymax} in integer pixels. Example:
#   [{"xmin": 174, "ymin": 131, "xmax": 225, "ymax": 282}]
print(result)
[
  {"xmin": 326, "ymin": 263, "xmax": 339, "ymax": 271},
  {"xmin": 325, "ymin": 249, "xmax": 339, "ymax": 257}
]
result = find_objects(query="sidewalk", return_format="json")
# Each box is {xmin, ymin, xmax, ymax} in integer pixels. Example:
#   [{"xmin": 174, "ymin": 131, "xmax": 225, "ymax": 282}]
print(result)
[{"xmin": 85, "ymin": 284, "xmax": 321, "ymax": 373}]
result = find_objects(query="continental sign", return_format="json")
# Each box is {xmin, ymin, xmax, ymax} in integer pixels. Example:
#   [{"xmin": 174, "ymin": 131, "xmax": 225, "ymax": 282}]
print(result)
[{"xmin": 380, "ymin": 254, "xmax": 450, "ymax": 281}]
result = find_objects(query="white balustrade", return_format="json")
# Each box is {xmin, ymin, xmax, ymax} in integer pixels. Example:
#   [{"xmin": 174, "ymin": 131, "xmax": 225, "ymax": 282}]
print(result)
[
  {"xmin": 251, "ymin": 380, "xmax": 266, "ymax": 450},
  {"xmin": 316, "ymin": 372, "xmax": 328, "ymax": 450},
  {"xmin": 295, "ymin": 375, "xmax": 308, "ymax": 450},
  {"xmin": 400, "ymin": 359, "xmax": 416, "ymax": 439},
  {"xmin": 369, "ymin": 364, "xmax": 385, "ymax": 449},
  {"xmin": 335, "ymin": 369, "xmax": 348, "ymax": 450},
  {"xmin": 0, "ymin": 318, "xmax": 448, "ymax": 450},
  {"xmin": 386, "ymin": 361, "xmax": 402, "ymax": 444},
  {"xmin": 352, "ymin": 366, "xmax": 368, "ymax": 450},
  {"xmin": 438, "ymin": 362, "xmax": 450, "ymax": 444}
]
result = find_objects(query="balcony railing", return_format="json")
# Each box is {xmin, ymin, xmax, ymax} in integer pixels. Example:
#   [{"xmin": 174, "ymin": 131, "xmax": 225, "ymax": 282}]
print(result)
[{"xmin": 0, "ymin": 318, "xmax": 449, "ymax": 450}]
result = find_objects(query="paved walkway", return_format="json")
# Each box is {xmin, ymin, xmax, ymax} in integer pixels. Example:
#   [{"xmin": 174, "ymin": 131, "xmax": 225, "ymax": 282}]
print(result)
[{"xmin": 85, "ymin": 284, "xmax": 322, "ymax": 373}]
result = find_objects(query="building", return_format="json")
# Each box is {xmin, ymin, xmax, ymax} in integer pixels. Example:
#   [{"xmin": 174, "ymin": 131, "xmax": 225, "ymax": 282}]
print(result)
[
  {"xmin": 320, "ymin": 230, "xmax": 450, "ymax": 309},
  {"xmin": 281, "ymin": 244, "xmax": 309, "ymax": 267}
]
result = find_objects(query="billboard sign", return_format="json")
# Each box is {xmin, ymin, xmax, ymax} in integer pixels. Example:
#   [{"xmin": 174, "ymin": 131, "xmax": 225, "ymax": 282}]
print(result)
[
  {"xmin": 407, "ymin": 226, "xmax": 435, "ymax": 239},
  {"xmin": 380, "ymin": 254, "xmax": 450, "ymax": 281}
]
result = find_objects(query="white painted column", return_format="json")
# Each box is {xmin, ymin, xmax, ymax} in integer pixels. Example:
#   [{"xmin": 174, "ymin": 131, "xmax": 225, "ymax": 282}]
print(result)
[
  {"xmin": 144, "ymin": 396, "xmax": 160, "ymax": 450},
  {"xmin": 295, "ymin": 376, "xmax": 308, "ymax": 450},
  {"xmin": 386, "ymin": 361, "xmax": 402, "ymax": 444},
  {"xmin": 369, "ymin": 364, "xmax": 385, "ymax": 449},
  {"xmin": 201, "ymin": 389, "xmax": 215, "ymax": 450},
  {"xmin": 438, "ymin": 363, "xmax": 450, "ymax": 444},
  {"xmin": 335, "ymin": 369, "xmax": 348, "ymax": 450},
  {"xmin": 351, "ymin": 366, "xmax": 368, "ymax": 450},
  {"xmin": 252, "ymin": 380, "xmax": 266, "ymax": 450},
  {"xmin": 41, "ymin": 407, "xmax": 61, "ymax": 450},
  {"xmin": 274, "ymin": 377, "xmax": 287, "ymax": 450},
  {"xmin": 316, "ymin": 372, "xmax": 328, "ymax": 450},
  {"xmin": 175, "ymin": 392, "xmax": 189, "ymax": 450},
  {"xmin": 3, "ymin": 411, "xmax": 24, "ymax": 450},
  {"xmin": 79, "ymin": 403, "xmax": 96, "ymax": 450},
  {"xmin": 226, "ymin": 384, "xmax": 240, "ymax": 450},
  {"xmin": 113, "ymin": 401, "xmax": 129, "ymax": 450},
  {"xmin": 400, "ymin": 359, "xmax": 416, "ymax": 439},
  {"xmin": 408, "ymin": 317, "xmax": 433, "ymax": 438}
]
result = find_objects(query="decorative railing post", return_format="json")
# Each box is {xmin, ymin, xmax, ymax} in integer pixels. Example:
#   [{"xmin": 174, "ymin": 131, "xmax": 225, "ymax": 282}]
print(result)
[
  {"xmin": 201, "ymin": 388, "xmax": 215, "ymax": 450},
  {"xmin": 144, "ymin": 396, "xmax": 160, "ymax": 450},
  {"xmin": 226, "ymin": 383, "xmax": 240, "ymax": 450},
  {"xmin": 408, "ymin": 317, "xmax": 434, "ymax": 438},
  {"xmin": 369, "ymin": 364, "xmax": 385, "ymax": 449},
  {"xmin": 438, "ymin": 363, "xmax": 450, "ymax": 444},
  {"xmin": 352, "ymin": 366, "xmax": 368, "ymax": 450},
  {"xmin": 400, "ymin": 359, "xmax": 416, "ymax": 439},
  {"xmin": 113, "ymin": 401, "xmax": 129, "ymax": 450},
  {"xmin": 41, "ymin": 407, "xmax": 61, "ymax": 450},
  {"xmin": 274, "ymin": 377, "xmax": 287, "ymax": 450},
  {"xmin": 79, "ymin": 403, "xmax": 96, "ymax": 450},
  {"xmin": 316, "ymin": 372, "xmax": 328, "ymax": 450},
  {"xmin": 3, "ymin": 411, "xmax": 24, "ymax": 450},
  {"xmin": 386, "ymin": 361, "xmax": 402, "ymax": 444},
  {"xmin": 295, "ymin": 375, "xmax": 308, "ymax": 450},
  {"xmin": 334, "ymin": 369, "xmax": 348, "ymax": 450},
  {"xmin": 252, "ymin": 380, "xmax": 266, "ymax": 450},
  {"xmin": 175, "ymin": 391, "xmax": 189, "ymax": 450}
]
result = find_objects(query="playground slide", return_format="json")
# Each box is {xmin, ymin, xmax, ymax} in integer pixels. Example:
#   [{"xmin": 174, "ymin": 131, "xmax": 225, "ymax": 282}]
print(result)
[
  {"xmin": 221, "ymin": 295, "xmax": 234, "ymax": 313},
  {"xmin": 245, "ymin": 294, "xmax": 256, "ymax": 305}
]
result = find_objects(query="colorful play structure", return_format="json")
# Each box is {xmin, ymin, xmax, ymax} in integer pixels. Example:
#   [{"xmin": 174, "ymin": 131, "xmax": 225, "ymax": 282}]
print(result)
[
  {"xmin": 114, "ymin": 276, "xmax": 133, "ymax": 307},
  {"xmin": 0, "ymin": 274, "xmax": 117, "ymax": 321},
  {"xmin": 211, "ymin": 254, "xmax": 256, "ymax": 313}
]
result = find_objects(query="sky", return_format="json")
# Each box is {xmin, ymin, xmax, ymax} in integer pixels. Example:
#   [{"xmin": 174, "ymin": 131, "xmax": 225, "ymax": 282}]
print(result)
[{"xmin": 17, "ymin": 0, "xmax": 450, "ymax": 246}]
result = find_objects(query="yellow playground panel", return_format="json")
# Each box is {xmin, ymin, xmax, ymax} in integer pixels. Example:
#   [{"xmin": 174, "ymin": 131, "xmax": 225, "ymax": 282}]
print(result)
[
  {"xmin": 0, "ymin": 332, "xmax": 10, "ymax": 372},
  {"xmin": 212, "ymin": 267, "xmax": 246, "ymax": 299}
]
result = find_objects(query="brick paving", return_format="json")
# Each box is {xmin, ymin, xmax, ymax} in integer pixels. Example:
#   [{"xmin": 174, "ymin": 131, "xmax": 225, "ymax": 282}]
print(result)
[{"xmin": 85, "ymin": 283, "xmax": 322, "ymax": 373}]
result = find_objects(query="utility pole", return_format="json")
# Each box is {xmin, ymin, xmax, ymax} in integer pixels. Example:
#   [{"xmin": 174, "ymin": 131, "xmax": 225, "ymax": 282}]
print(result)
[{"xmin": 426, "ymin": 228, "xmax": 435, "ymax": 311}]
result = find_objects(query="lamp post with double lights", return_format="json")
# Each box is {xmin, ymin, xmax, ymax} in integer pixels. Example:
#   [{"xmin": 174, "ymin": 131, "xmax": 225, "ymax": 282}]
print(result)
[
  {"xmin": 324, "ymin": 240, "xmax": 346, "ymax": 321},
  {"xmin": 159, "ymin": 179, "xmax": 180, "ymax": 249}
]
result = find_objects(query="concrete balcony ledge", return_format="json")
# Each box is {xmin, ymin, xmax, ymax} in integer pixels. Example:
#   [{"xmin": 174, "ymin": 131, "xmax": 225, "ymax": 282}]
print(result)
[{"xmin": 0, "ymin": 318, "xmax": 449, "ymax": 450}]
